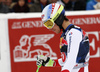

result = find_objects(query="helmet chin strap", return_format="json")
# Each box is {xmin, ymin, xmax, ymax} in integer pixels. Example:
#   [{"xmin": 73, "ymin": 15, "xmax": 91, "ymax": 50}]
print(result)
[
  {"xmin": 55, "ymin": 21, "xmax": 65, "ymax": 32},
  {"xmin": 59, "ymin": 25, "xmax": 65, "ymax": 32},
  {"xmin": 54, "ymin": 12, "xmax": 65, "ymax": 32}
]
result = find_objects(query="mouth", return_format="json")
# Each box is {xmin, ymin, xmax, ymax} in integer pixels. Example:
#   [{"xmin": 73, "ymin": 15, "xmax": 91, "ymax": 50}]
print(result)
[{"xmin": 53, "ymin": 29, "xmax": 56, "ymax": 32}]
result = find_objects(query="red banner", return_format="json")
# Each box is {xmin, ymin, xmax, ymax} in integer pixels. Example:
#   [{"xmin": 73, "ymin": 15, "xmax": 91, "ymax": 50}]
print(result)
[
  {"xmin": 8, "ymin": 18, "xmax": 61, "ymax": 72},
  {"xmin": 8, "ymin": 14, "xmax": 100, "ymax": 72}
]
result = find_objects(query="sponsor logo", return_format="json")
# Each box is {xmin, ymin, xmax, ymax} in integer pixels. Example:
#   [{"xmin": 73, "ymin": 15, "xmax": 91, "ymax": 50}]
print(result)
[
  {"xmin": 53, "ymin": 13, "xmax": 60, "ymax": 21},
  {"xmin": 12, "ymin": 21, "xmax": 44, "ymax": 29},
  {"xmin": 69, "ymin": 32, "xmax": 73, "ymax": 36},
  {"xmin": 68, "ymin": 36, "xmax": 72, "ymax": 53},
  {"xmin": 60, "ymin": 37, "xmax": 68, "ymax": 48},
  {"xmin": 86, "ymin": 31, "xmax": 100, "ymax": 58},
  {"xmin": 51, "ymin": 3, "xmax": 55, "ymax": 14},
  {"xmin": 69, "ymin": 17, "xmax": 100, "ymax": 25},
  {"xmin": 41, "ymin": 14, "xmax": 44, "ymax": 19},
  {"xmin": 13, "ymin": 34, "xmax": 57, "ymax": 62}
]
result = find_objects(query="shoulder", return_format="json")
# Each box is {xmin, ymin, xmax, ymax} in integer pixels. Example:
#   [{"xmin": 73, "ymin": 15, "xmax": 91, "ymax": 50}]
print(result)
[
  {"xmin": 66, "ymin": 26, "xmax": 82, "ymax": 36},
  {"xmin": 2, "ymin": 4, "xmax": 9, "ymax": 9},
  {"xmin": 86, "ymin": 0, "xmax": 97, "ymax": 10},
  {"xmin": 66, "ymin": 28, "xmax": 82, "ymax": 43},
  {"xmin": 87, "ymin": 0, "xmax": 97, "ymax": 5}
]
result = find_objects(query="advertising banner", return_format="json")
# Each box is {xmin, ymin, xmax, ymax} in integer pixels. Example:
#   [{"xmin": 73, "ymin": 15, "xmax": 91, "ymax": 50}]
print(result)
[
  {"xmin": 8, "ymin": 18, "xmax": 61, "ymax": 72},
  {"xmin": 8, "ymin": 14, "xmax": 100, "ymax": 72}
]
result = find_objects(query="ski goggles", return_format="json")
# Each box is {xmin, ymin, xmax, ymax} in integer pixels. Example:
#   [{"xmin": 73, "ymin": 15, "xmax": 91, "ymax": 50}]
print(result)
[
  {"xmin": 43, "ymin": 5, "xmax": 64, "ymax": 29},
  {"xmin": 44, "ymin": 19, "xmax": 55, "ymax": 29}
]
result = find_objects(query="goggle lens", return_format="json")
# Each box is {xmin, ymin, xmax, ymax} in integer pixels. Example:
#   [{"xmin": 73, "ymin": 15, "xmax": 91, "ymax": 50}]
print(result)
[{"xmin": 44, "ymin": 20, "xmax": 54, "ymax": 29}]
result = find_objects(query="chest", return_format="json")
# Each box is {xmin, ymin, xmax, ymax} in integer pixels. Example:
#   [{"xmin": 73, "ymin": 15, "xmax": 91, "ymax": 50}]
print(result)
[{"xmin": 60, "ymin": 34, "xmax": 68, "ymax": 54}]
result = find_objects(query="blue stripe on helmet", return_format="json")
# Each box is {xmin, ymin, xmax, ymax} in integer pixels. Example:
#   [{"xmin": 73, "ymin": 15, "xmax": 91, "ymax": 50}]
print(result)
[
  {"xmin": 61, "ymin": 9, "xmax": 65, "ymax": 15},
  {"xmin": 47, "ymin": 4, "xmax": 52, "ymax": 19}
]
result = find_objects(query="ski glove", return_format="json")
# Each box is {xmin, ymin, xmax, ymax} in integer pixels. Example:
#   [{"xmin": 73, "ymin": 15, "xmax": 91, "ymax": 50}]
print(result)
[{"xmin": 36, "ymin": 55, "xmax": 54, "ymax": 67}]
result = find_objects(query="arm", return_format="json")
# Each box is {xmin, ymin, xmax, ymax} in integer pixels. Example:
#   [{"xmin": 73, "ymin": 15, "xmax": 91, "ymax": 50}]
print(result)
[{"xmin": 61, "ymin": 29, "xmax": 82, "ymax": 72}]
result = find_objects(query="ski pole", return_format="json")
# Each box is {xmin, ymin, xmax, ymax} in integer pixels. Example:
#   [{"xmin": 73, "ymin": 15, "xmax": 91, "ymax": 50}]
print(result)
[{"xmin": 36, "ymin": 64, "xmax": 42, "ymax": 72}]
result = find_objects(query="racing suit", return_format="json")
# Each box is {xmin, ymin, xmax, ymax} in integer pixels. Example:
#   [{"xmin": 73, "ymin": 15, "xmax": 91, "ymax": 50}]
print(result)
[{"xmin": 53, "ymin": 24, "xmax": 90, "ymax": 72}]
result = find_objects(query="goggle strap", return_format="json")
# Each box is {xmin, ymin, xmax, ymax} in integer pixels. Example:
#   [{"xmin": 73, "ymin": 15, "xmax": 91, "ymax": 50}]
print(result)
[{"xmin": 51, "ymin": 5, "xmax": 64, "ymax": 22}]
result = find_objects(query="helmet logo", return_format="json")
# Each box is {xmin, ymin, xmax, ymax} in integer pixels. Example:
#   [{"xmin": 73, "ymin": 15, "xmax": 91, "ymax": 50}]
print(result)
[
  {"xmin": 51, "ymin": 3, "xmax": 55, "ymax": 14},
  {"xmin": 41, "ymin": 14, "xmax": 44, "ymax": 19}
]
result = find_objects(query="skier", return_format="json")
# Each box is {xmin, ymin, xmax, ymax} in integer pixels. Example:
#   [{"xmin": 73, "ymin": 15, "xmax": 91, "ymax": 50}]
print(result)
[{"xmin": 36, "ymin": 3, "xmax": 90, "ymax": 72}]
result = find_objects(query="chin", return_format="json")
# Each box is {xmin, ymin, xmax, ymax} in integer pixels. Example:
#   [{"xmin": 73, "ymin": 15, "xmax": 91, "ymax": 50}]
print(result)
[{"xmin": 55, "ymin": 31, "xmax": 60, "ymax": 34}]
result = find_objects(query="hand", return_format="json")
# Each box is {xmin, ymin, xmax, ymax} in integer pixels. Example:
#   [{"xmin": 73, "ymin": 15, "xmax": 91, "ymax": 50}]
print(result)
[
  {"xmin": 36, "ymin": 58, "xmax": 43, "ymax": 66},
  {"xmin": 36, "ymin": 55, "xmax": 50, "ymax": 66}
]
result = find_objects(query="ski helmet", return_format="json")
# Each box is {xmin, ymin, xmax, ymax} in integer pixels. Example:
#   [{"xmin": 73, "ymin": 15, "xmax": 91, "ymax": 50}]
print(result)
[{"xmin": 41, "ymin": 3, "xmax": 65, "ymax": 30}]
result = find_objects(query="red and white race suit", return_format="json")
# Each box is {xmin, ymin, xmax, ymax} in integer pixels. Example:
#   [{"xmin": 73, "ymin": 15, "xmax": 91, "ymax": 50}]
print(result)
[{"xmin": 53, "ymin": 24, "xmax": 90, "ymax": 72}]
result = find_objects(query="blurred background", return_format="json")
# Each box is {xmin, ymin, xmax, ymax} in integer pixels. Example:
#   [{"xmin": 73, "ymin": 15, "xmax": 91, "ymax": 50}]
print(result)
[
  {"xmin": 0, "ymin": 0, "xmax": 100, "ymax": 13},
  {"xmin": 0, "ymin": 0, "xmax": 100, "ymax": 72}
]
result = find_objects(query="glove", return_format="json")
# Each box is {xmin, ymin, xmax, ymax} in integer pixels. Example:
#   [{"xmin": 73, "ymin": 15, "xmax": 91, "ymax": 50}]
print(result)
[{"xmin": 36, "ymin": 55, "xmax": 54, "ymax": 67}]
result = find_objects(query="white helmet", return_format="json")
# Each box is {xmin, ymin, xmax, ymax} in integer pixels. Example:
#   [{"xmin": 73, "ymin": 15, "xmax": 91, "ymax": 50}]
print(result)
[{"xmin": 41, "ymin": 3, "xmax": 65, "ymax": 29}]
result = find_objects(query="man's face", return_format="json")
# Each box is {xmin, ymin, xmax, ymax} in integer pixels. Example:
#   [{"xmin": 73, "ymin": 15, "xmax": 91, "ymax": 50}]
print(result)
[
  {"xmin": 18, "ymin": 0, "xmax": 25, "ymax": 7},
  {"xmin": 63, "ymin": 0, "xmax": 69, "ymax": 3},
  {"xmin": 40, "ymin": 0, "xmax": 47, "ymax": 3},
  {"xmin": 49, "ymin": 24, "xmax": 61, "ymax": 34},
  {"xmin": 51, "ymin": 0, "xmax": 57, "ymax": 3}
]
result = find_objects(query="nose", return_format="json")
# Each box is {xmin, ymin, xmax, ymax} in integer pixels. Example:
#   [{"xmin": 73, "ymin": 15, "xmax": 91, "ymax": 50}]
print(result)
[{"xmin": 49, "ymin": 28, "xmax": 53, "ymax": 31}]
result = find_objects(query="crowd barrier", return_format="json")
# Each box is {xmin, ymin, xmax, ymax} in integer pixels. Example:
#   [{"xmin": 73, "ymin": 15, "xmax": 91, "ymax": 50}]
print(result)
[{"xmin": 0, "ymin": 10, "xmax": 100, "ymax": 72}]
